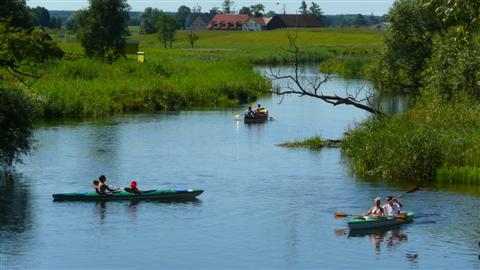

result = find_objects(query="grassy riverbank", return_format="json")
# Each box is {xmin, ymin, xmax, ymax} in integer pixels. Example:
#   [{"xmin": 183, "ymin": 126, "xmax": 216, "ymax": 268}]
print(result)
[
  {"xmin": 25, "ymin": 59, "xmax": 269, "ymax": 117},
  {"xmin": 10, "ymin": 27, "xmax": 381, "ymax": 118},
  {"xmin": 341, "ymin": 93, "xmax": 480, "ymax": 183}
]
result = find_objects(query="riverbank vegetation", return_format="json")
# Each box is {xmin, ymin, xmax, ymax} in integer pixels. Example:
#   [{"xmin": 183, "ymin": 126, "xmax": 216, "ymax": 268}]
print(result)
[
  {"xmin": 340, "ymin": 0, "xmax": 480, "ymax": 184},
  {"xmin": 278, "ymin": 136, "xmax": 340, "ymax": 149},
  {"xmin": 29, "ymin": 59, "xmax": 269, "ymax": 117}
]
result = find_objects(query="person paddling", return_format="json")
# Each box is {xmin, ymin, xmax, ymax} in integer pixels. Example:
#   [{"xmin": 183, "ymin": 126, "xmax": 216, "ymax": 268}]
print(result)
[
  {"xmin": 364, "ymin": 197, "xmax": 385, "ymax": 218},
  {"xmin": 245, "ymin": 106, "xmax": 255, "ymax": 118},
  {"xmin": 383, "ymin": 196, "xmax": 403, "ymax": 216},
  {"xmin": 98, "ymin": 175, "xmax": 116, "ymax": 194},
  {"xmin": 93, "ymin": 180, "xmax": 102, "ymax": 195}
]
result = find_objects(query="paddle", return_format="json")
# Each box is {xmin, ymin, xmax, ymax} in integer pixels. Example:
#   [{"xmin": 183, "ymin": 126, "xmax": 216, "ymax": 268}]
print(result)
[
  {"xmin": 335, "ymin": 212, "xmax": 364, "ymax": 218},
  {"xmin": 335, "ymin": 212, "xmax": 408, "ymax": 221},
  {"xmin": 394, "ymin": 185, "xmax": 419, "ymax": 200}
]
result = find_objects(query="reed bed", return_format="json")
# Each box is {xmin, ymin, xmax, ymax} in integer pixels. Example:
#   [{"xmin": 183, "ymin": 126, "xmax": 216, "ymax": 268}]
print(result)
[
  {"xmin": 436, "ymin": 167, "xmax": 480, "ymax": 185},
  {"xmin": 26, "ymin": 58, "xmax": 270, "ymax": 117}
]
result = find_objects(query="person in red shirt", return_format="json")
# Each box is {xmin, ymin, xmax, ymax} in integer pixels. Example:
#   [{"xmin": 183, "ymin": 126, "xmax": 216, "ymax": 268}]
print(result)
[{"xmin": 129, "ymin": 180, "xmax": 142, "ymax": 194}]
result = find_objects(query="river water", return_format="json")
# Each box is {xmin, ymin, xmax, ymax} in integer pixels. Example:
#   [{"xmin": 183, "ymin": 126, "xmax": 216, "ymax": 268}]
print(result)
[{"xmin": 1, "ymin": 66, "xmax": 479, "ymax": 269}]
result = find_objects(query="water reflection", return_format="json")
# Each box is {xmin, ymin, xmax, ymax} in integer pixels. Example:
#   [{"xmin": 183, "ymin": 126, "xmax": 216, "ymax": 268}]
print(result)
[
  {"xmin": 0, "ymin": 172, "xmax": 31, "ymax": 233},
  {"xmin": 348, "ymin": 228, "xmax": 408, "ymax": 255},
  {"xmin": 0, "ymin": 172, "xmax": 33, "ymax": 268}
]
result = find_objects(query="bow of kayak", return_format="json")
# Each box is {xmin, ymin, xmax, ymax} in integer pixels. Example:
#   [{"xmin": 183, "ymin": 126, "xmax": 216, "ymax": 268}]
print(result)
[
  {"xmin": 348, "ymin": 212, "xmax": 414, "ymax": 230},
  {"xmin": 52, "ymin": 189, "xmax": 203, "ymax": 202}
]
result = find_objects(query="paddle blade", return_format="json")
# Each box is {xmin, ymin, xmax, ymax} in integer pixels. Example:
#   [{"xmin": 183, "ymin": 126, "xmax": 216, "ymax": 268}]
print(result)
[
  {"xmin": 335, "ymin": 212, "xmax": 348, "ymax": 218},
  {"xmin": 395, "ymin": 213, "xmax": 408, "ymax": 220},
  {"xmin": 406, "ymin": 185, "xmax": 419, "ymax": 193}
]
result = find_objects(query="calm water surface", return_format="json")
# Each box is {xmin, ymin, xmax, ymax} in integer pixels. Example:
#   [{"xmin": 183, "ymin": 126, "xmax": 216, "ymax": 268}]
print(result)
[{"xmin": 1, "ymin": 66, "xmax": 479, "ymax": 269}]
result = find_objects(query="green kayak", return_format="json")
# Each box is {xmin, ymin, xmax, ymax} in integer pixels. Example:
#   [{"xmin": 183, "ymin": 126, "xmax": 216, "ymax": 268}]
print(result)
[
  {"xmin": 53, "ymin": 189, "xmax": 203, "ymax": 202},
  {"xmin": 348, "ymin": 212, "xmax": 414, "ymax": 230}
]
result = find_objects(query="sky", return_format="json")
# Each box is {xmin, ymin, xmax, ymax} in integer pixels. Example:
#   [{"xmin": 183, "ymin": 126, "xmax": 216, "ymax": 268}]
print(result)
[{"xmin": 27, "ymin": 0, "xmax": 396, "ymax": 15}]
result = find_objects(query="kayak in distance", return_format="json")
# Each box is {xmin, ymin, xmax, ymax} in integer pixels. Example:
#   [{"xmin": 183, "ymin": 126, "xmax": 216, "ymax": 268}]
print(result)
[
  {"xmin": 52, "ymin": 189, "xmax": 203, "ymax": 202},
  {"xmin": 348, "ymin": 212, "xmax": 414, "ymax": 230},
  {"xmin": 244, "ymin": 114, "xmax": 269, "ymax": 124}
]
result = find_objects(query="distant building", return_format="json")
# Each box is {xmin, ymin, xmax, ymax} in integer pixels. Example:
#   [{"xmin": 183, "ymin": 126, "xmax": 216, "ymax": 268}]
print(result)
[
  {"xmin": 242, "ymin": 17, "xmax": 272, "ymax": 31},
  {"xmin": 188, "ymin": 13, "xmax": 214, "ymax": 30},
  {"xmin": 208, "ymin": 14, "xmax": 249, "ymax": 30},
  {"xmin": 267, "ymin": 14, "xmax": 321, "ymax": 29}
]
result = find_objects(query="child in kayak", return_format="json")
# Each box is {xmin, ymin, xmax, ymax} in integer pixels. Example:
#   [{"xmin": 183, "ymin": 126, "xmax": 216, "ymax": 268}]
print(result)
[
  {"xmin": 364, "ymin": 197, "xmax": 385, "ymax": 218},
  {"xmin": 130, "ymin": 180, "xmax": 142, "ymax": 194}
]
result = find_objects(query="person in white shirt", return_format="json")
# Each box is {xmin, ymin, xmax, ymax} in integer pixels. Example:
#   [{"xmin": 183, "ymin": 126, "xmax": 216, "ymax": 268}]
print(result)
[{"xmin": 383, "ymin": 196, "xmax": 403, "ymax": 216}]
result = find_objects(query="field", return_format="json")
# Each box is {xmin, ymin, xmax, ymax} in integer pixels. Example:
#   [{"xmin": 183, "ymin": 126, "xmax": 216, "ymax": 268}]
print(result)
[
  {"xmin": 18, "ymin": 28, "xmax": 383, "ymax": 117},
  {"xmin": 55, "ymin": 27, "xmax": 383, "ymax": 63}
]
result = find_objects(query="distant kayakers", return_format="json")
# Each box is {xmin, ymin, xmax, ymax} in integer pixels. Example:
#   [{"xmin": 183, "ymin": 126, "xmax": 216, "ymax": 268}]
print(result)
[
  {"xmin": 245, "ymin": 104, "xmax": 268, "ymax": 119},
  {"xmin": 364, "ymin": 197, "xmax": 385, "ymax": 217},
  {"xmin": 383, "ymin": 196, "xmax": 403, "ymax": 216},
  {"xmin": 245, "ymin": 106, "xmax": 255, "ymax": 118}
]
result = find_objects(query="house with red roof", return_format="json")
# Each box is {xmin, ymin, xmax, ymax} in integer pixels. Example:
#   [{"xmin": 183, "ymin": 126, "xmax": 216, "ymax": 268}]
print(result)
[
  {"xmin": 208, "ymin": 14, "xmax": 249, "ymax": 30},
  {"xmin": 242, "ymin": 17, "xmax": 273, "ymax": 31}
]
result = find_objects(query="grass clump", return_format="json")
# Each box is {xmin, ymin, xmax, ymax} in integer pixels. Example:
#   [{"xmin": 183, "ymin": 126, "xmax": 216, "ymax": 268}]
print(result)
[
  {"xmin": 436, "ymin": 167, "xmax": 480, "ymax": 185},
  {"xmin": 342, "ymin": 92, "xmax": 480, "ymax": 182},
  {"xmin": 278, "ymin": 136, "xmax": 341, "ymax": 149}
]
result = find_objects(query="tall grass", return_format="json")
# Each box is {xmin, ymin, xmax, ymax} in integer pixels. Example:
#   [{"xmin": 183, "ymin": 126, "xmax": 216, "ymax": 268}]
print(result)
[
  {"xmin": 436, "ymin": 167, "xmax": 480, "ymax": 185},
  {"xmin": 342, "ymin": 91, "xmax": 480, "ymax": 182},
  {"xmin": 26, "ymin": 58, "xmax": 270, "ymax": 117}
]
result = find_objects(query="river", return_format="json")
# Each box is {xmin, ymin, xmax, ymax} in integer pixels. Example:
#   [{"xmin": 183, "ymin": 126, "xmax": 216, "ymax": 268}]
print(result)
[{"xmin": 1, "ymin": 66, "xmax": 479, "ymax": 269}]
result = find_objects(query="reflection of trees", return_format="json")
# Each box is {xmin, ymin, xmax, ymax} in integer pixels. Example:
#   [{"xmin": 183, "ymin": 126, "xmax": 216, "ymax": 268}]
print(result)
[
  {"xmin": 0, "ymin": 172, "xmax": 32, "ymax": 266},
  {"xmin": 371, "ymin": 92, "xmax": 413, "ymax": 115},
  {"xmin": 0, "ymin": 172, "xmax": 31, "ymax": 233}
]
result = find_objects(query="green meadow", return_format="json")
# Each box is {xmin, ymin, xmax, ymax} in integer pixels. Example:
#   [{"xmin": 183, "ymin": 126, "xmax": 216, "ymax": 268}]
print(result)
[{"xmin": 16, "ymin": 27, "xmax": 383, "ymax": 117}]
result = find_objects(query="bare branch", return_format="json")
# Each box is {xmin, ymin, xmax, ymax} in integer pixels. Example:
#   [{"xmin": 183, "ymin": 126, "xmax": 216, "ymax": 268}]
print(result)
[{"xmin": 267, "ymin": 33, "xmax": 384, "ymax": 116}]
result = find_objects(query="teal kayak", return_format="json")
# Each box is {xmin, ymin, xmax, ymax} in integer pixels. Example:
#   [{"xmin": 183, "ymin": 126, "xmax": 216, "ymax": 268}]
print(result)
[
  {"xmin": 348, "ymin": 212, "xmax": 414, "ymax": 230},
  {"xmin": 53, "ymin": 189, "xmax": 203, "ymax": 202}
]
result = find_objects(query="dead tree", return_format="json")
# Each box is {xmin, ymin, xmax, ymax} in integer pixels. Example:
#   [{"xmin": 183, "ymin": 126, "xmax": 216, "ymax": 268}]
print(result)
[{"xmin": 267, "ymin": 32, "xmax": 384, "ymax": 116}]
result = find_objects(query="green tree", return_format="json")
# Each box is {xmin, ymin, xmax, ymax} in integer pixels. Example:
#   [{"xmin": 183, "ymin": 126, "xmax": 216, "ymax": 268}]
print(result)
[
  {"xmin": 77, "ymin": 0, "xmax": 130, "ymax": 59},
  {"xmin": 157, "ymin": 13, "xmax": 179, "ymax": 48},
  {"xmin": 210, "ymin": 7, "xmax": 220, "ymax": 15},
  {"xmin": 0, "ymin": 88, "xmax": 35, "ymax": 167},
  {"xmin": 308, "ymin": 2, "xmax": 323, "ymax": 24},
  {"xmin": 176, "ymin": 5, "xmax": 191, "ymax": 29},
  {"xmin": 372, "ymin": 0, "xmax": 441, "ymax": 92},
  {"xmin": 29, "ymin": 6, "xmax": 50, "ymax": 27},
  {"xmin": 265, "ymin": 10, "xmax": 276, "ymax": 17},
  {"xmin": 250, "ymin": 4, "xmax": 265, "ymax": 17},
  {"xmin": 353, "ymin": 14, "xmax": 367, "ymax": 26},
  {"xmin": 222, "ymin": 0, "xmax": 234, "ymax": 14},
  {"xmin": 65, "ymin": 14, "xmax": 79, "ymax": 32},
  {"xmin": 299, "ymin": 1, "xmax": 308, "ymax": 14},
  {"xmin": 0, "ymin": 1, "xmax": 62, "ymax": 167},
  {"xmin": 140, "ymin": 7, "xmax": 162, "ymax": 34},
  {"xmin": 239, "ymin": 6, "xmax": 251, "ymax": 15}
]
